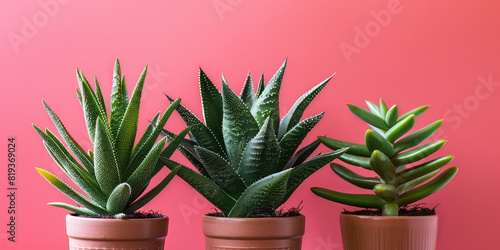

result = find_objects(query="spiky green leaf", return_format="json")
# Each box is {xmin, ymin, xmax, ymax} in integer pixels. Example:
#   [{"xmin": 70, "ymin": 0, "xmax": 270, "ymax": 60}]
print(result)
[
  {"xmin": 110, "ymin": 59, "xmax": 128, "ymax": 139},
  {"xmin": 199, "ymin": 68, "xmax": 224, "ymax": 145},
  {"xmin": 94, "ymin": 117, "xmax": 121, "ymax": 195},
  {"xmin": 284, "ymin": 140, "xmax": 321, "ymax": 170},
  {"xmin": 49, "ymin": 202, "xmax": 100, "ymax": 216},
  {"xmin": 240, "ymin": 72, "xmax": 255, "ymax": 108}
]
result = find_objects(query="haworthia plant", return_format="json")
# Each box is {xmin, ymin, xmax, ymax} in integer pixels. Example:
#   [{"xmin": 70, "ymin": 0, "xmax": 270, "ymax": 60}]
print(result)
[
  {"xmin": 34, "ymin": 59, "xmax": 184, "ymax": 217},
  {"xmin": 160, "ymin": 59, "xmax": 348, "ymax": 217},
  {"xmin": 311, "ymin": 99, "xmax": 458, "ymax": 216}
]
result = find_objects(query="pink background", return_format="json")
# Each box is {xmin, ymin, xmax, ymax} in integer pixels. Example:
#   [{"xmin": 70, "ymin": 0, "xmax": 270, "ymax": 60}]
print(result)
[{"xmin": 1, "ymin": 0, "xmax": 499, "ymax": 249}]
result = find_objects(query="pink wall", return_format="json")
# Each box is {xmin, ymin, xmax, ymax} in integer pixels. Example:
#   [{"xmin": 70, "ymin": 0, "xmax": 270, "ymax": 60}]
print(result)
[{"xmin": 1, "ymin": 0, "xmax": 499, "ymax": 249}]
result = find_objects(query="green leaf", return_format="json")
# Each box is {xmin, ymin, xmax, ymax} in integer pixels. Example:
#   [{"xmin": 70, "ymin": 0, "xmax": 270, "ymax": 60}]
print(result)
[
  {"xmin": 384, "ymin": 115, "xmax": 415, "ymax": 143},
  {"xmin": 199, "ymin": 68, "xmax": 224, "ymax": 145},
  {"xmin": 42, "ymin": 102, "xmax": 95, "ymax": 176},
  {"xmin": 318, "ymin": 136, "xmax": 371, "ymax": 157},
  {"xmin": 49, "ymin": 202, "xmax": 100, "ymax": 216},
  {"xmin": 379, "ymin": 99, "xmax": 389, "ymax": 118},
  {"xmin": 347, "ymin": 103, "xmax": 389, "ymax": 131},
  {"xmin": 278, "ymin": 76, "xmax": 331, "ymax": 139},
  {"xmin": 131, "ymin": 113, "xmax": 160, "ymax": 158},
  {"xmin": 284, "ymin": 140, "xmax": 321, "ymax": 169},
  {"xmin": 114, "ymin": 65, "xmax": 147, "ymax": 175},
  {"xmin": 239, "ymin": 117, "xmax": 280, "ymax": 184},
  {"xmin": 36, "ymin": 168, "xmax": 107, "ymax": 215},
  {"xmin": 228, "ymin": 169, "xmax": 291, "ymax": 217},
  {"xmin": 392, "ymin": 140, "xmax": 446, "ymax": 165},
  {"xmin": 76, "ymin": 69, "xmax": 106, "ymax": 144},
  {"xmin": 284, "ymin": 148, "xmax": 348, "ymax": 201},
  {"xmin": 222, "ymin": 81, "xmax": 260, "ymax": 168},
  {"xmin": 373, "ymin": 184, "xmax": 396, "ymax": 202},
  {"xmin": 250, "ymin": 59, "xmax": 286, "ymax": 131},
  {"xmin": 160, "ymin": 159, "xmax": 236, "ymax": 215},
  {"xmin": 394, "ymin": 120, "xmax": 443, "ymax": 153},
  {"xmin": 94, "ymin": 117, "xmax": 121, "ymax": 195},
  {"xmin": 106, "ymin": 183, "xmax": 131, "ymax": 215},
  {"xmin": 365, "ymin": 130, "xmax": 395, "ymax": 158},
  {"xmin": 384, "ymin": 105, "xmax": 398, "ymax": 127},
  {"xmin": 396, "ymin": 167, "xmax": 458, "ymax": 206},
  {"xmin": 166, "ymin": 95, "xmax": 226, "ymax": 158},
  {"xmin": 126, "ymin": 98, "xmax": 181, "ymax": 178},
  {"xmin": 397, "ymin": 170, "xmax": 439, "ymax": 195},
  {"xmin": 331, "ymin": 163, "xmax": 380, "ymax": 189},
  {"xmin": 240, "ymin": 72, "xmax": 255, "ymax": 108},
  {"xmin": 125, "ymin": 166, "xmax": 180, "ymax": 214},
  {"xmin": 195, "ymin": 146, "xmax": 247, "ymax": 199},
  {"xmin": 277, "ymin": 112, "xmax": 324, "ymax": 170},
  {"xmin": 397, "ymin": 105, "xmax": 429, "ymax": 123},
  {"xmin": 255, "ymin": 73, "xmax": 265, "ymax": 100},
  {"xmin": 365, "ymin": 101, "xmax": 381, "ymax": 117},
  {"xmin": 311, "ymin": 187, "xmax": 385, "ymax": 209},
  {"xmin": 339, "ymin": 153, "xmax": 371, "ymax": 169},
  {"xmin": 110, "ymin": 59, "xmax": 128, "ymax": 139},
  {"xmin": 126, "ymin": 138, "xmax": 166, "ymax": 200},
  {"xmin": 370, "ymin": 150, "xmax": 396, "ymax": 184},
  {"xmin": 395, "ymin": 155, "xmax": 453, "ymax": 186},
  {"xmin": 93, "ymin": 76, "xmax": 108, "ymax": 120}
]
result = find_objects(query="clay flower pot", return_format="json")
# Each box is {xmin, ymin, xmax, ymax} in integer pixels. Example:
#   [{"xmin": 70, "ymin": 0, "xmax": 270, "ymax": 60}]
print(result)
[
  {"xmin": 202, "ymin": 214, "xmax": 305, "ymax": 249},
  {"xmin": 66, "ymin": 214, "xmax": 169, "ymax": 250},
  {"xmin": 339, "ymin": 214, "xmax": 438, "ymax": 250}
]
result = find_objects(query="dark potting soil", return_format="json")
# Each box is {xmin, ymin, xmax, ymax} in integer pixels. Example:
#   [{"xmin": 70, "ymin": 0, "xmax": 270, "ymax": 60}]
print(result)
[
  {"xmin": 207, "ymin": 202, "xmax": 303, "ymax": 218},
  {"xmin": 74, "ymin": 210, "xmax": 164, "ymax": 219},
  {"xmin": 341, "ymin": 204, "xmax": 437, "ymax": 216}
]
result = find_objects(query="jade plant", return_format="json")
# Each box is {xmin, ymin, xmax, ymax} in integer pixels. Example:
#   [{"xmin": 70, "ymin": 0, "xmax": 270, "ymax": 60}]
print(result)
[
  {"xmin": 160, "ymin": 60, "xmax": 348, "ymax": 217},
  {"xmin": 34, "ymin": 60, "xmax": 185, "ymax": 217},
  {"xmin": 311, "ymin": 100, "xmax": 458, "ymax": 216}
]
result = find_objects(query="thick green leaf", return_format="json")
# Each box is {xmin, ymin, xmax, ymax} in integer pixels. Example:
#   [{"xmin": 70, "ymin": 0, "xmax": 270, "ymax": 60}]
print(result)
[
  {"xmin": 365, "ymin": 130, "xmax": 395, "ymax": 158},
  {"xmin": 93, "ymin": 76, "xmax": 107, "ymax": 119},
  {"xmin": 311, "ymin": 187, "xmax": 385, "ymax": 209},
  {"xmin": 284, "ymin": 148, "xmax": 348, "ymax": 201},
  {"xmin": 347, "ymin": 103, "xmax": 389, "ymax": 131},
  {"xmin": 49, "ymin": 202, "xmax": 100, "ymax": 216},
  {"xmin": 94, "ymin": 117, "xmax": 121, "ymax": 195},
  {"xmin": 331, "ymin": 163, "xmax": 380, "ymax": 189},
  {"xmin": 284, "ymin": 140, "xmax": 321, "ymax": 169},
  {"xmin": 195, "ymin": 146, "xmax": 247, "ymax": 199},
  {"xmin": 240, "ymin": 72, "xmax": 255, "ymax": 108},
  {"xmin": 384, "ymin": 105, "xmax": 398, "ymax": 127},
  {"xmin": 379, "ymin": 99, "xmax": 389, "ymax": 118},
  {"xmin": 384, "ymin": 115, "xmax": 415, "ymax": 143},
  {"xmin": 222, "ymin": 81, "xmax": 260, "ymax": 168},
  {"xmin": 126, "ymin": 138, "xmax": 166, "ymax": 200},
  {"xmin": 394, "ymin": 120, "xmax": 443, "ymax": 153},
  {"xmin": 255, "ymin": 73, "xmax": 265, "ymax": 100},
  {"xmin": 277, "ymin": 112, "xmax": 324, "ymax": 170},
  {"xmin": 318, "ymin": 136, "xmax": 371, "ymax": 157},
  {"xmin": 392, "ymin": 140, "xmax": 446, "ymax": 165},
  {"xmin": 397, "ymin": 105, "xmax": 429, "ymax": 123},
  {"xmin": 42, "ymin": 101, "xmax": 95, "ymax": 176},
  {"xmin": 36, "ymin": 168, "xmax": 107, "ymax": 215},
  {"xmin": 160, "ymin": 159, "xmax": 236, "ymax": 215},
  {"xmin": 395, "ymin": 155, "xmax": 453, "ymax": 186},
  {"xmin": 167, "ymin": 95, "xmax": 226, "ymax": 158},
  {"xmin": 250, "ymin": 60, "xmax": 286, "ymax": 131},
  {"xmin": 110, "ymin": 59, "xmax": 128, "ymax": 139},
  {"xmin": 239, "ymin": 117, "xmax": 280, "ymax": 184},
  {"xmin": 106, "ymin": 183, "xmax": 131, "ymax": 215},
  {"xmin": 396, "ymin": 167, "xmax": 458, "ymax": 206},
  {"xmin": 76, "ymin": 69, "xmax": 106, "ymax": 144},
  {"xmin": 199, "ymin": 68, "xmax": 224, "ymax": 145},
  {"xmin": 278, "ymin": 76, "xmax": 331, "ymax": 139},
  {"xmin": 370, "ymin": 150, "xmax": 396, "ymax": 184},
  {"xmin": 131, "ymin": 112, "xmax": 160, "ymax": 158},
  {"xmin": 365, "ymin": 101, "xmax": 381, "ymax": 117},
  {"xmin": 228, "ymin": 169, "xmax": 291, "ymax": 217},
  {"xmin": 339, "ymin": 153, "xmax": 371, "ymax": 169},
  {"xmin": 114, "ymin": 65, "xmax": 147, "ymax": 174},
  {"xmin": 374, "ymin": 184, "xmax": 396, "ymax": 202},
  {"xmin": 397, "ymin": 170, "xmax": 439, "ymax": 195}
]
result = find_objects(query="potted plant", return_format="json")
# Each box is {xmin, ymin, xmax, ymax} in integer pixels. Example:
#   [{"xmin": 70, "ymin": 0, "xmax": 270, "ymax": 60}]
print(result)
[
  {"xmin": 34, "ymin": 59, "xmax": 186, "ymax": 249},
  {"xmin": 159, "ymin": 60, "xmax": 348, "ymax": 249},
  {"xmin": 311, "ymin": 100, "xmax": 459, "ymax": 250}
]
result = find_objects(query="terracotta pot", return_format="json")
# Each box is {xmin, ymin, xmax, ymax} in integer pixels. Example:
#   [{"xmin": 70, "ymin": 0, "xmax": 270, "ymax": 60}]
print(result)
[
  {"xmin": 339, "ymin": 214, "xmax": 438, "ymax": 250},
  {"xmin": 66, "ymin": 214, "xmax": 169, "ymax": 250},
  {"xmin": 202, "ymin": 214, "xmax": 305, "ymax": 249}
]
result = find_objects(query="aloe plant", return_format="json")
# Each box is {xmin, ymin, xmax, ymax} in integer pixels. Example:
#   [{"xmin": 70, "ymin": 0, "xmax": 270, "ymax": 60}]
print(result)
[
  {"xmin": 311, "ymin": 100, "xmax": 458, "ymax": 216},
  {"xmin": 34, "ymin": 59, "xmax": 185, "ymax": 217},
  {"xmin": 160, "ymin": 60, "xmax": 348, "ymax": 217}
]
